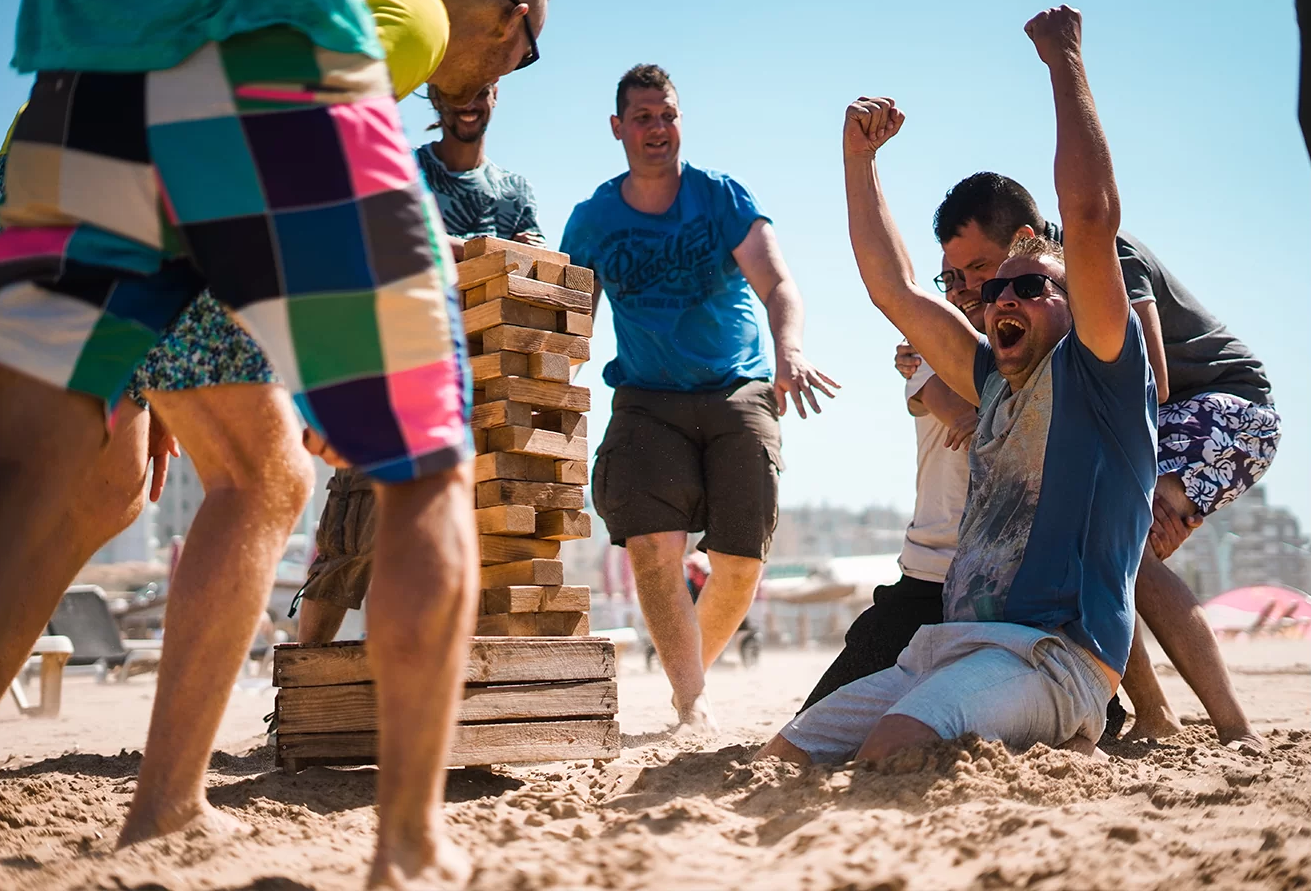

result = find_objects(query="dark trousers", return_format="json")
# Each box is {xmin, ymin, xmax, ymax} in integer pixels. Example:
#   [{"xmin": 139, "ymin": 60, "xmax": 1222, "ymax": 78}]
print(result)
[
  {"xmin": 799, "ymin": 574, "xmax": 944, "ymax": 713},
  {"xmin": 1301, "ymin": 0, "xmax": 1311, "ymax": 160}
]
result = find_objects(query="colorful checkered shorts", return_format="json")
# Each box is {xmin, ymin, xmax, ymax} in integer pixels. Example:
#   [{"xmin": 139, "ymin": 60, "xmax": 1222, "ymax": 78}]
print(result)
[
  {"xmin": 0, "ymin": 26, "xmax": 471, "ymax": 483},
  {"xmin": 1157, "ymin": 392, "xmax": 1281, "ymax": 515}
]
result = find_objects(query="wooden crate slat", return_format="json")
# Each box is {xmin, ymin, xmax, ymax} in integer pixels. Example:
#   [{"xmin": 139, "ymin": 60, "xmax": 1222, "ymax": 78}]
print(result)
[
  {"xmin": 483, "ymin": 325, "xmax": 589, "ymax": 363},
  {"xmin": 278, "ymin": 679, "xmax": 616, "ymax": 734},
  {"xmin": 485, "ymin": 378, "xmax": 590, "ymax": 412},
  {"xmin": 463, "ymin": 236, "xmax": 569, "ymax": 267},
  {"xmin": 274, "ymin": 637, "xmax": 616, "ymax": 688},
  {"xmin": 278, "ymin": 719, "xmax": 620, "ymax": 768},
  {"xmin": 481, "ymin": 585, "xmax": 591, "ymax": 614}
]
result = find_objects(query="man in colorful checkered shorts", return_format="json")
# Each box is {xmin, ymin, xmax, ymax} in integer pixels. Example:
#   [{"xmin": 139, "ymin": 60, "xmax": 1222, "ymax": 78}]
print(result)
[{"xmin": 0, "ymin": 1, "xmax": 547, "ymax": 886}]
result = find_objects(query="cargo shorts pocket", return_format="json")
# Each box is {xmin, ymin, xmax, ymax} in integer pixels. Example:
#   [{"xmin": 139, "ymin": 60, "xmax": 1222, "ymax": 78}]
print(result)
[{"xmin": 592, "ymin": 431, "xmax": 630, "ymax": 519}]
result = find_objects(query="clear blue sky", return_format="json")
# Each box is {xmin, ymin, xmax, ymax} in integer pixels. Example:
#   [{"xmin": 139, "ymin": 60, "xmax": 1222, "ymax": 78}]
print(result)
[{"xmin": 1, "ymin": 0, "xmax": 1307, "ymax": 526}]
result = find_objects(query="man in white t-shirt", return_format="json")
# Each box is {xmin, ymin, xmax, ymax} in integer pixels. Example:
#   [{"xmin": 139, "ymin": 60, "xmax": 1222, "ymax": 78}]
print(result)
[{"xmin": 799, "ymin": 256, "xmax": 982, "ymax": 710}]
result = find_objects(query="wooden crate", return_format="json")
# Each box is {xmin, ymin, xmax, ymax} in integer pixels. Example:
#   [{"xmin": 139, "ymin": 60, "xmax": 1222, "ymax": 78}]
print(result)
[{"xmin": 273, "ymin": 637, "xmax": 619, "ymax": 772}]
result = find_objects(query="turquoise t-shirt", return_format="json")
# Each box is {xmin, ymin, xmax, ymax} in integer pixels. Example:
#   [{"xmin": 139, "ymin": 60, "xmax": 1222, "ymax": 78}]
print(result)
[
  {"xmin": 13, "ymin": 0, "xmax": 382, "ymax": 73},
  {"xmin": 560, "ymin": 163, "xmax": 773, "ymax": 393}
]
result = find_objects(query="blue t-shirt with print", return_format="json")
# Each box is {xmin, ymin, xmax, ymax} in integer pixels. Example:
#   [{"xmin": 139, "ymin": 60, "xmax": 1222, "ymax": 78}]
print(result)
[
  {"xmin": 559, "ymin": 163, "xmax": 773, "ymax": 392},
  {"xmin": 942, "ymin": 314, "xmax": 1158, "ymax": 674}
]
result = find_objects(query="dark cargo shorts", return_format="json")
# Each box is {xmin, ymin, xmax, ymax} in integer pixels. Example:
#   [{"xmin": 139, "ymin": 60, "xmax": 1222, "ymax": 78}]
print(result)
[
  {"xmin": 300, "ymin": 468, "xmax": 377, "ymax": 611},
  {"xmin": 592, "ymin": 379, "xmax": 783, "ymax": 560}
]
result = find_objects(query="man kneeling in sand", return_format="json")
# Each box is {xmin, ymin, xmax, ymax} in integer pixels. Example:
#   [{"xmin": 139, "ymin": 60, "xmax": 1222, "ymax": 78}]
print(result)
[{"xmin": 757, "ymin": 5, "xmax": 1157, "ymax": 765}]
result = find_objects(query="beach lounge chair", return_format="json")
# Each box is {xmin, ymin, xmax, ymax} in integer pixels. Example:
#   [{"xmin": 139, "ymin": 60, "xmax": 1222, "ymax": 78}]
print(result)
[
  {"xmin": 8, "ymin": 635, "xmax": 74, "ymax": 717},
  {"xmin": 46, "ymin": 585, "xmax": 163, "ymax": 683}
]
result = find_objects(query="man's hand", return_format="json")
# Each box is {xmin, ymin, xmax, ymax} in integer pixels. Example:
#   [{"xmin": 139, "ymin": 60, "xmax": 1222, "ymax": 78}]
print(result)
[
  {"xmin": 894, "ymin": 340, "xmax": 921, "ymax": 381},
  {"xmin": 943, "ymin": 409, "xmax": 979, "ymax": 451},
  {"xmin": 1149, "ymin": 492, "xmax": 1202, "ymax": 560},
  {"xmin": 513, "ymin": 231, "xmax": 548, "ymax": 247},
  {"xmin": 843, "ymin": 97, "xmax": 905, "ymax": 159},
  {"xmin": 774, "ymin": 349, "xmax": 840, "ymax": 419},
  {"xmin": 303, "ymin": 427, "xmax": 350, "ymax": 469},
  {"xmin": 1025, "ymin": 5, "xmax": 1082, "ymax": 66},
  {"xmin": 449, "ymin": 236, "xmax": 465, "ymax": 262},
  {"xmin": 146, "ymin": 411, "xmax": 179, "ymax": 503}
]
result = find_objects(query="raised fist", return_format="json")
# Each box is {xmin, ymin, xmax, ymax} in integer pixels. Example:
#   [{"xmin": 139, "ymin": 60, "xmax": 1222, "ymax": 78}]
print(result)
[
  {"xmin": 843, "ymin": 97, "xmax": 905, "ymax": 158},
  {"xmin": 1025, "ymin": 5, "xmax": 1082, "ymax": 65}
]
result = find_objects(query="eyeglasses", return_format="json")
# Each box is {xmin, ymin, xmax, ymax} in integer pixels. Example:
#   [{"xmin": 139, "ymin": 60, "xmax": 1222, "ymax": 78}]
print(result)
[
  {"xmin": 980, "ymin": 273, "xmax": 1067, "ymax": 305},
  {"xmin": 933, "ymin": 270, "xmax": 959, "ymax": 293},
  {"xmin": 510, "ymin": 2, "xmax": 540, "ymax": 70}
]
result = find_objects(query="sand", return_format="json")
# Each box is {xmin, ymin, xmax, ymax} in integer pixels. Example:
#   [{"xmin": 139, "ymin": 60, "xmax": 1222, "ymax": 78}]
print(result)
[{"xmin": 1, "ymin": 637, "xmax": 1309, "ymax": 891}]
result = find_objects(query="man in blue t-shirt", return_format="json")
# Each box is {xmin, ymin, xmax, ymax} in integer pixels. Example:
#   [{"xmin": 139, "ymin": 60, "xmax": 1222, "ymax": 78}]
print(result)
[
  {"xmin": 759, "ymin": 7, "xmax": 1156, "ymax": 764},
  {"xmin": 561, "ymin": 64, "xmax": 838, "ymax": 732}
]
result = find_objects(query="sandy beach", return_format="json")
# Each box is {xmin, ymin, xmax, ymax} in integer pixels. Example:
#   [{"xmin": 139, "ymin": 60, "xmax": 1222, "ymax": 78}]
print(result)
[{"xmin": 2, "ymin": 636, "xmax": 1308, "ymax": 891}]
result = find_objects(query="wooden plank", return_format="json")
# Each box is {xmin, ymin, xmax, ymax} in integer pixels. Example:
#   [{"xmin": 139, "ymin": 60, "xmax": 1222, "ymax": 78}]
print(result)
[
  {"xmin": 554, "ymin": 460, "xmax": 588, "ymax": 485},
  {"xmin": 533, "ymin": 410, "xmax": 587, "ymax": 438},
  {"xmin": 473, "ymin": 451, "xmax": 556, "ymax": 484},
  {"xmin": 278, "ymin": 718, "xmax": 621, "ymax": 769},
  {"xmin": 486, "ymin": 426, "xmax": 588, "ymax": 462},
  {"xmin": 474, "ymin": 505, "xmax": 537, "ymax": 535},
  {"xmin": 479, "ymin": 534, "xmax": 561, "ymax": 565},
  {"xmin": 476, "ymin": 479, "xmax": 584, "ymax": 511},
  {"xmin": 464, "ymin": 276, "xmax": 509, "ymax": 307},
  {"xmin": 476, "ymin": 613, "xmax": 537, "ymax": 636},
  {"xmin": 470, "ymin": 351, "xmax": 529, "ymax": 383},
  {"xmin": 536, "ymin": 509, "xmax": 592, "ymax": 541},
  {"xmin": 483, "ymin": 325, "xmax": 589, "ymax": 363},
  {"xmin": 559, "ymin": 312, "xmax": 592, "ymax": 337},
  {"xmin": 564, "ymin": 265, "xmax": 594, "ymax": 294},
  {"xmin": 463, "ymin": 298, "xmax": 558, "ymax": 335},
  {"xmin": 457, "ymin": 249, "xmax": 535, "ymax": 290},
  {"xmin": 463, "ymin": 236, "xmax": 570, "ymax": 267},
  {"xmin": 532, "ymin": 260, "xmax": 566, "ymax": 286},
  {"xmin": 479, "ymin": 558, "xmax": 564, "ymax": 588},
  {"xmin": 481, "ymin": 585, "xmax": 591, "ymax": 614},
  {"xmin": 470, "ymin": 400, "xmax": 532, "ymax": 430},
  {"xmin": 484, "ymin": 378, "xmax": 590, "ymax": 412},
  {"xmin": 472, "ymin": 429, "xmax": 488, "ymax": 453},
  {"xmin": 274, "ymin": 637, "xmax": 616, "ymax": 688},
  {"xmin": 537, "ymin": 612, "xmax": 590, "ymax": 637},
  {"xmin": 528, "ymin": 352, "xmax": 571, "ymax": 383},
  {"xmin": 277, "ymin": 680, "xmax": 616, "ymax": 735},
  {"xmin": 507, "ymin": 275, "xmax": 591, "ymax": 313}
]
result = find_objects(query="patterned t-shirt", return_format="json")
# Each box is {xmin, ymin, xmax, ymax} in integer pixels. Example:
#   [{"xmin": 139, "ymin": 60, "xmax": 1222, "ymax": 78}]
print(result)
[
  {"xmin": 942, "ymin": 314, "xmax": 1158, "ymax": 674},
  {"xmin": 413, "ymin": 144, "xmax": 543, "ymax": 242}
]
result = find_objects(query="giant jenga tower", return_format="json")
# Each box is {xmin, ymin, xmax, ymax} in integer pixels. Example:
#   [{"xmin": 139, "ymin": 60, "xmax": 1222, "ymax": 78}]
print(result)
[{"xmin": 457, "ymin": 236, "xmax": 596, "ymax": 637}]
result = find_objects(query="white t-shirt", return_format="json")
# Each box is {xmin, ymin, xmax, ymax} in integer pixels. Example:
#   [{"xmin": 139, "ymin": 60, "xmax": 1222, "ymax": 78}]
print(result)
[{"xmin": 897, "ymin": 360, "xmax": 972, "ymax": 584}]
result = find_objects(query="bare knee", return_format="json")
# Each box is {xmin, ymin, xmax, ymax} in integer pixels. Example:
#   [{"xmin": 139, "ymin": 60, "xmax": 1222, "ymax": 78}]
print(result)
[
  {"xmin": 626, "ymin": 532, "xmax": 686, "ymax": 580},
  {"xmin": 1155, "ymin": 472, "xmax": 1199, "ymax": 518},
  {"xmin": 754, "ymin": 733, "xmax": 812, "ymax": 766},
  {"xmin": 705, "ymin": 551, "xmax": 764, "ymax": 588},
  {"xmin": 856, "ymin": 714, "xmax": 941, "ymax": 763}
]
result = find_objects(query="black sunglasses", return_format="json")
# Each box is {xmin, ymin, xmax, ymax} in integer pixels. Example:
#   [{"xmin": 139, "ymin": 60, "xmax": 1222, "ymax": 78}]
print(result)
[
  {"xmin": 932, "ymin": 270, "xmax": 959, "ymax": 293},
  {"xmin": 980, "ymin": 273, "xmax": 1067, "ymax": 305},
  {"xmin": 511, "ymin": 2, "xmax": 540, "ymax": 70}
]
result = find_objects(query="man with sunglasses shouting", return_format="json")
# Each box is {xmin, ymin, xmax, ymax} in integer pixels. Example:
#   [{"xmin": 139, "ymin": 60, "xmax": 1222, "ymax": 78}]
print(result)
[{"xmin": 759, "ymin": 5, "xmax": 1157, "ymax": 765}]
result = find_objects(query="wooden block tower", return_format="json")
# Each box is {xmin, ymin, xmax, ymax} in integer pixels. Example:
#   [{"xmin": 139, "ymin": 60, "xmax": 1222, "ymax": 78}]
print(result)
[{"xmin": 457, "ymin": 236, "xmax": 597, "ymax": 638}]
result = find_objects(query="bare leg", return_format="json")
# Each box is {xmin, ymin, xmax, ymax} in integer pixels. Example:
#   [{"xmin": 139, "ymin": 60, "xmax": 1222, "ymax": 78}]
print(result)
[
  {"xmin": 753, "ymin": 733, "xmax": 812, "ymax": 765},
  {"xmin": 696, "ymin": 550, "xmax": 764, "ymax": 670},
  {"xmin": 119, "ymin": 384, "xmax": 314, "ymax": 846},
  {"xmin": 0, "ymin": 368, "xmax": 113, "ymax": 690},
  {"xmin": 297, "ymin": 599, "xmax": 350, "ymax": 644},
  {"xmin": 626, "ymin": 531, "xmax": 716, "ymax": 731},
  {"xmin": 856, "ymin": 714, "xmax": 941, "ymax": 762},
  {"xmin": 366, "ymin": 465, "xmax": 478, "ymax": 891},
  {"xmin": 1121, "ymin": 617, "xmax": 1183, "ymax": 741}
]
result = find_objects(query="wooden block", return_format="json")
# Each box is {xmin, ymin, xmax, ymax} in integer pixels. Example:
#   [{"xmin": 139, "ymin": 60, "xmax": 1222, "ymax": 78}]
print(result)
[
  {"xmin": 564, "ymin": 265, "xmax": 594, "ymax": 294},
  {"xmin": 537, "ymin": 611, "xmax": 590, "ymax": 637},
  {"xmin": 483, "ymin": 325, "xmax": 589, "ymax": 363},
  {"xmin": 528, "ymin": 352, "xmax": 571, "ymax": 382},
  {"xmin": 536, "ymin": 509, "xmax": 591, "ymax": 541},
  {"xmin": 464, "ymin": 276, "xmax": 509, "ymax": 307},
  {"xmin": 533, "ymin": 410, "xmax": 587, "ymax": 438},
  {"xmin": 475, "ymin": 613, "xmax": 538, "ymax": 635},
  {"xmin": 554, "ymin": 460, "xmax": 588, "ymax": 485},
  {"xmin": 472, "ymin": 429, "xmax": 488, "ymax": 453},
  {"xmin": 485, "ymin": 378, "xmax": 590, "ymax": 412},
  {"xmin": 464, "ymin": 298, "xmax": 558, "ymax": 335},
  {"xmin": 470, "ymin": 351, "xmax": 529, "ymax": 383},
  {"xmin": 480, "ymin": 558, "xmax": 564, "ymax": 588},
  {"xmin": 507, "ymin": 275, "xmax": 592, "ymax": 313},
  {"xmin": 277, "ymin": 718, "xmax": 621, "ymax": 769},
  {"xmin": 274, "ymin": 637, "xmax": 616, "ymax": 688},
  {"xmin": 463, "ymin": 236, "xmax": 569, "ymax": 267},
  {"xmin": 478, "ymin": 534, "xmax": 561, "ymax": 565},
  {"xmin": 486, "ymin": 426, "xmax": 588, "ymax": 462},
  {"xmin": 470, "ymin": 400, "xmax": 532, "ymax": 430},
  {"xmin": 457, "ymin": 249, "xmax": 535, "ymax": 290},
  {"xmin": 559, "ymin": 312, "xmax": 593, "ymax": 337},
  {"xmin": 481, "ymin": 585, "xmax": 591, "ymax": 614},
  {"xmin": 474, "ymin": 505, "xmax": 537, "ymax": 535},
  {"xmin": 472, "ymin": 388, "xmax": 487, "ymax": 405},
  {"xmin": 476, "ymin": 479, "xmax": 585, "ymax": 511},
  {"xmin": 473, "ymin": 451, "xmax": 556, "ymax": 483},
  {"xmin": 532, "ymin": 260, "xmax": 566, "ymax": 286}
]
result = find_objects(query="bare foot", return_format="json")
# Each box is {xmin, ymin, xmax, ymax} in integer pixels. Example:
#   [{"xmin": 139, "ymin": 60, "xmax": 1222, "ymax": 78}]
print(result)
[
  {"xmin": 672, "ymin": 692, "xmax": 719, "ymax": 736},
  {"xmin": 1222, "ymin": 729, "xmax": 1266, "ymax": 755},
  {"xmin": 117, "ymin": 799, "xmax": 246, "ymax": 848},
  {"xmin": 1123, "ymin": 707, "xmax": 1183, "ymax": 742},
  {"xmin": 367, "ymin": 838, "xmax": 472, "ymax": 890}
]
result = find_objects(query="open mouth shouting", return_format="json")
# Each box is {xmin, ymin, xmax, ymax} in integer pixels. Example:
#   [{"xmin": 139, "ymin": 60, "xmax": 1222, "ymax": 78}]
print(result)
[{"xmin": 993, "ymin": 315, "xmax": 1028, "ymax": 350}]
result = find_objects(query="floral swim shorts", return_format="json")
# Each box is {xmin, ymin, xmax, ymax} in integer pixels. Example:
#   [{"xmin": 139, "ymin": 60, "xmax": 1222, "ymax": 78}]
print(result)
[{"xmin": 1157, "ymin": 392, "xmax": 1281, "ymax": 515}]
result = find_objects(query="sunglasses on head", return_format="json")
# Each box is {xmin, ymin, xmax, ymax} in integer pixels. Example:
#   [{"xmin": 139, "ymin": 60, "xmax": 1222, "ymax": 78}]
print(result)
[
  {"xmin": 510, "ymin": 1, "xmax": 540, "ymax": 70},
  {"xmin": 932, "ymin": 270, "xmax": 959, "ymax": 293},
  {"xmin": 980, "ymin": 273, "xmax": 1067, "ymax": 305}
]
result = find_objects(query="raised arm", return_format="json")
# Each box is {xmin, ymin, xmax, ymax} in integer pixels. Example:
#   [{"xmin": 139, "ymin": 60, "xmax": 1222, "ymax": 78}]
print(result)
[
  {"xmin": 1028, "ymin": 6, "xmax": 1128, "ymax": 362},
  {"xmin": 843, "ymin": 99, "xmax": 983, "ymax": 404}
]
